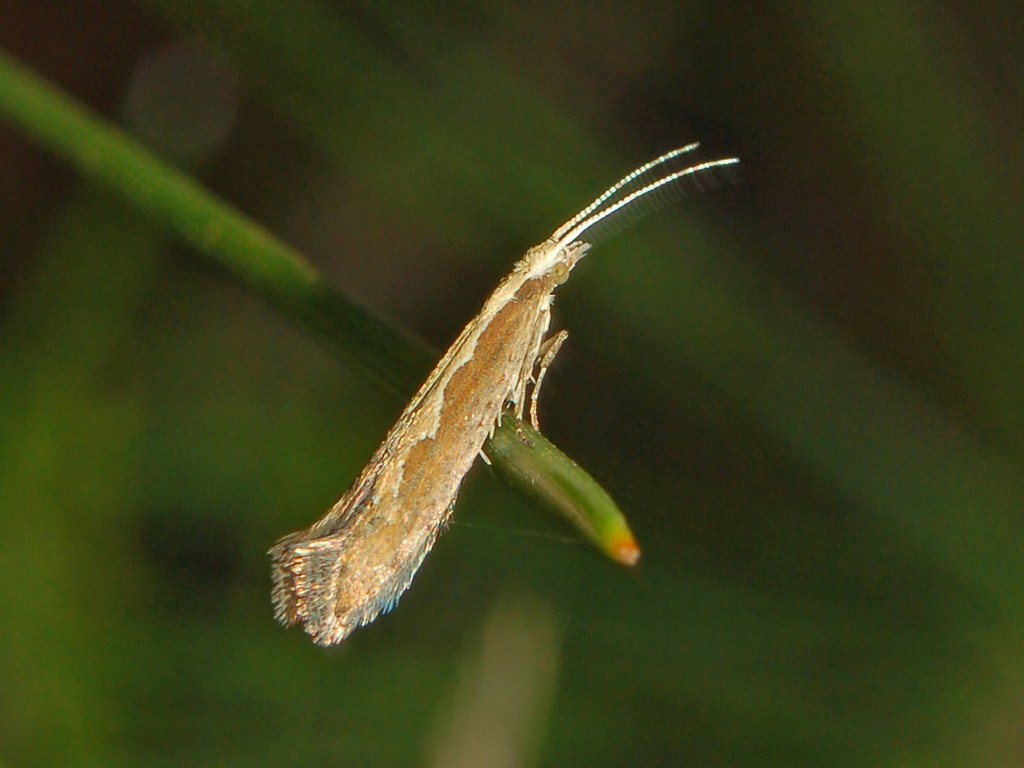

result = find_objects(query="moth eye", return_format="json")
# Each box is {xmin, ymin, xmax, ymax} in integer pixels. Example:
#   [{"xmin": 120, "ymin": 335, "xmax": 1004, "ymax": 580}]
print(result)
[{"xmin": 551, "ymin": 262, "xmax": 570, "ymax": 285}]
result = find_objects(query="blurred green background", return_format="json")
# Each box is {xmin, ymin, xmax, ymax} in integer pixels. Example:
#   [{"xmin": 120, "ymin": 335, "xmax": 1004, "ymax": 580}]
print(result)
[{"xmin": 2, "ymin": 1, "xmax": 1023, "ymax": 766}]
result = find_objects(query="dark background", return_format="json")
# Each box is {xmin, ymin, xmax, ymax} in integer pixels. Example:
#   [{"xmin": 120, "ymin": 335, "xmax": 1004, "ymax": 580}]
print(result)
[{"xmin": 1, "ymin": 1, "xmax": 1023, "ymax": 766}]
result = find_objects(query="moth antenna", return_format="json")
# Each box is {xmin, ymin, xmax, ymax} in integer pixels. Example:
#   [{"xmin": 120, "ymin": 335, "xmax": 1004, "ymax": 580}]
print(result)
[
  {"xmin": 553, "ymin": 156, "xmax": 739, "ymax": 252},
  {"xmin": 550, "ymin": 143, "xmax": 700, "ymax": 242}
]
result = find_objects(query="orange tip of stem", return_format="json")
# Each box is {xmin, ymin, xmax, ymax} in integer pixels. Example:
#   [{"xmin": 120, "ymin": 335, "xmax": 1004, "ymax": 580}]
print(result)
[{"xmin": 609, "ymin": 533, "xmax": 641, "ymax": 567}]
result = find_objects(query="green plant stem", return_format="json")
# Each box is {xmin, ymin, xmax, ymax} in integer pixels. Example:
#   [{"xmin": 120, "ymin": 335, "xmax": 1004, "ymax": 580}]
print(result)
[{"xmin": 0, "ymin": 47, "xmax": 638, "ymax": 564}]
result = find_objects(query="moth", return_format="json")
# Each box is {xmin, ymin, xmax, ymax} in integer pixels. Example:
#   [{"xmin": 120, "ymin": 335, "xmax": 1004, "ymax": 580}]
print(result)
[{"xmin": 270, "ymin": 144, "xmax": 739, "ymax": 645}]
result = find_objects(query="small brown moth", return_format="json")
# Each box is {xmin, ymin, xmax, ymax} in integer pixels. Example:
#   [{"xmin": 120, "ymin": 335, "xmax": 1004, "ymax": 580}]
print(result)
[{"xmin": 270, "ymin": 144, "xmax": 739, "ymax": 645}]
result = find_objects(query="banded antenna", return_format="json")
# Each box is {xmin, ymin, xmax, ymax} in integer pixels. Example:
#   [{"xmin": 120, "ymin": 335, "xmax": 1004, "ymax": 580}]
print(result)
[
  {"xmin": 553, "ymin": 153, "xmax": 740, "ymax": 252},
  {"xmin": 551, "ymin": 143, "xmax": 701, "ymax": 242}
]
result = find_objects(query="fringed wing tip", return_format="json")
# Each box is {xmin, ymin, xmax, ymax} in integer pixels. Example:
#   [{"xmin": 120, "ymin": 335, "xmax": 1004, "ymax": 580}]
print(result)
[
  {"xmin": 268, "ymin": 535, "xmax": 357, "ymax": 646},
  {"xmin": 268, "ymin": 537, "xmax": 302, "ymax": 628},
  {"xmin": 268, "ymin": 526, "xmax": 436, "ymax": 646}
]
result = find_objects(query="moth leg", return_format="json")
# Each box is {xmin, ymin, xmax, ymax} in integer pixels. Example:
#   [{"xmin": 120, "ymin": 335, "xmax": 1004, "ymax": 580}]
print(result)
[{"xmin": 530, "ymin": 330, "xmax": 568, "ymax": 430}]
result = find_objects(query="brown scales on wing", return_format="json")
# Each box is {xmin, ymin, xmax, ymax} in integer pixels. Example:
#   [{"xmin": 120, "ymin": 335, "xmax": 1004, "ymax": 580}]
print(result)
[{"xmin": 269, "ymin": 276, "xmax": 557, "ymax": 645}]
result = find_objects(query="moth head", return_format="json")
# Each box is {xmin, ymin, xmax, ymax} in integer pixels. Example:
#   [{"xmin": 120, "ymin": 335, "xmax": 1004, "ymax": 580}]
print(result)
[
  {"xmin": 552, "ymin": 241, "xmax": 590, "ymax": 282},
  {"xmin": 522, "ymin": 239, "xmax": 590, "ymax": 284}
]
